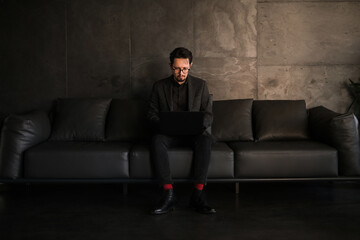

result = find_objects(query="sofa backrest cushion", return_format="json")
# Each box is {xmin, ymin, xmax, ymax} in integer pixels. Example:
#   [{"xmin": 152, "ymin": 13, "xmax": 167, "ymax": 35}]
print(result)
[
  {"xmin": 253, "ymin": 100, "xmax": 309, "ymax": 141},
  {"xmin": 212, "ymin": 99, "xmax": 254, "ymax": 141},
  {"xmin": 105, "ymin": 99, "xmax": 150, "ymax": 141},
  {"xmin": 50, "ymin": 98, "xmax": 111, "ymax": 141}
]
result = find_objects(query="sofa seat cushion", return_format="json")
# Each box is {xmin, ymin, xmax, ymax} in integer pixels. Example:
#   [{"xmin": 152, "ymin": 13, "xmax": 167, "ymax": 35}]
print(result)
[
  {"xmin": 24, "ymin": 141, "xmax": 131, "ymax": 178},
  {"xmin": 129, "ymin": 142, "xmax": 234, "ymax": 179},
  {"xmin": 228, "ymin": 141, "xmax": 338, "ymax": 178}
]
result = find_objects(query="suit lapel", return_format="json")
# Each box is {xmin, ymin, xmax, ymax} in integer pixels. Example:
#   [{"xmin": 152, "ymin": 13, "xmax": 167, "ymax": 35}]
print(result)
[
  {"xmin": 187, "ymin": 75, "xmax": 194, "ymax": 111},
  {"xmin": 164, "ymin": 76, "xmax": 173, "ymax": 111}
]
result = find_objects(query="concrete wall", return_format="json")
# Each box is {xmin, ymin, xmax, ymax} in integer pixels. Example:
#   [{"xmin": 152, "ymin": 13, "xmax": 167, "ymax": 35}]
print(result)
[{"xmin": 1, "ymin": 0, "xmax": 360, "ymax": 117}]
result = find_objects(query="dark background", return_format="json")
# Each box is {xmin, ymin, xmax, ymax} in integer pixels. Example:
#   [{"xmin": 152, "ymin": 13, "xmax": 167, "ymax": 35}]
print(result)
[{"xmin": 1, "ymin": 0, "xmax": 360, "ymax": 122}]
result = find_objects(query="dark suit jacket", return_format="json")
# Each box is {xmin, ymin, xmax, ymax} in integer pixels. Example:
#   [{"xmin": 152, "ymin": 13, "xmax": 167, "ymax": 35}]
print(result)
[{"xmin": 147, "ymin": 75, "xmax": 213, "ymax": 135}]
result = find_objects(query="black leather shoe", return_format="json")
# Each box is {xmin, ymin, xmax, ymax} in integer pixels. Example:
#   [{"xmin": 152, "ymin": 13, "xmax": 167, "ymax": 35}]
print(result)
[
  {"xmin": 151, "ymin": 189, "xmax": 177, "ymax": 215},
  {"xmin": 189, "ymin": 188, "xmax": 216, "ymax": 214}
]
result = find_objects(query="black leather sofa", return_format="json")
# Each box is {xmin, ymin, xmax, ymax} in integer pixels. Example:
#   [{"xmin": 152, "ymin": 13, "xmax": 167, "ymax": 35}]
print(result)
[{"xmin": 0, "ymin": 98, "xmax": 359, "ymax": 192}]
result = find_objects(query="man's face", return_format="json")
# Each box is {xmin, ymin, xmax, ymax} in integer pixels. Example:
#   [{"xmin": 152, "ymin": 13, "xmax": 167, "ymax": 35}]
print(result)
[{"xmin": 170, "ymin": 58, "xmax": 192, "ymax": 84}]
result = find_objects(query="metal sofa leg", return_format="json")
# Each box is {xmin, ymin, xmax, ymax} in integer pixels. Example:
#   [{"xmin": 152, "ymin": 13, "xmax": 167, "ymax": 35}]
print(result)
[
  {"xmin": 123, "ymin": 183, "xmax": 128, "ymax": 196},
  {"xmin": 26, "ymin": 183, "xmax": 31, "ymax": 193},
  {"xmin": 235, "ymin": 182, "xmax": 239, "ymax": 194}
]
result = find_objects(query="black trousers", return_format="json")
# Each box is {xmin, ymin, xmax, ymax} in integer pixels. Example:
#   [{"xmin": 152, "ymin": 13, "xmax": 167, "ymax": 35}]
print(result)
[{"xmin": 150, "ymin": 134, "xmax": 212, "ymax": 185}]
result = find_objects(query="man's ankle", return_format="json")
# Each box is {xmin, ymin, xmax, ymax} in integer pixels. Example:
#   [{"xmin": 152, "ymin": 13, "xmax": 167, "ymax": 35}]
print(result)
[
  {"xmin": 163, "ymin": 184, "xmax": 173, "ymax": 190},
  {"xmin": 194, "ymin": 183, "xmax": 204, "ymax": 191}
]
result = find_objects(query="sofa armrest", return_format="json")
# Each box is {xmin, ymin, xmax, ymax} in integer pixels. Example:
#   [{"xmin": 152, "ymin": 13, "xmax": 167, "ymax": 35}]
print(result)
[
  {"xmin": 308, "ymin": 106, "xmax": 360, "ymax": 176},
  {"xmin": 0, "ymin": 114, "xmax": 6, "ymax": 146},
  {"xmin": 0, "ymin": 111, "xmax": 51, "ymax": 179}
]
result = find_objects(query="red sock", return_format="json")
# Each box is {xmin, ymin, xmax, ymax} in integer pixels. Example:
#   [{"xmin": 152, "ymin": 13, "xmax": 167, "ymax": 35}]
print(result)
[
  {"xmin": 194, "ymin": 183, "xmax": 204, "ymax": 191},
  {"xmin": 163, "ymin": 184, "xmax": 173, "ymax": 190}
]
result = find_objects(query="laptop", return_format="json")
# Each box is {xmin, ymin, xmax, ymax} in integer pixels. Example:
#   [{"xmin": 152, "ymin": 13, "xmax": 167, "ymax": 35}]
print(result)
[{"xmin": 159, "ymin": 111, "xmax": 204, "ymax": 135}]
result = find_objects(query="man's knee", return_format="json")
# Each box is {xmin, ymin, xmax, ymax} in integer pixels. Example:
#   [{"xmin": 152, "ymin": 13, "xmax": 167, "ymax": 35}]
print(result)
[
  {"xmin": 196, "ymin": 134, "xmax": 212, "ymax": 145},
  {"xmin": 152, "ymin": 134, "xmax": 169, "ymax": 147}
]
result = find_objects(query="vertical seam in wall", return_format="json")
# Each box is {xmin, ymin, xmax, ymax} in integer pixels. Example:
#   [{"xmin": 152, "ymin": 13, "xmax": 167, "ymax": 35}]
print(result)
[
  {"xmin": 129, "ymin": 36, "xmax": 132, "ymax": 97},
  {"xmin": 129, "ymin": 0, "xmax": 132, "ymax": 98},
  {"xmin": 65, "ymin": 0, "xmax": 68, "ymax": 97},
  {"xmin": 192, "ymin": 0, "xmax": 195, "ymax": 59},
  {"xmin": 256, "ymin": 1, "xmax": 259, "ymax": 100}
]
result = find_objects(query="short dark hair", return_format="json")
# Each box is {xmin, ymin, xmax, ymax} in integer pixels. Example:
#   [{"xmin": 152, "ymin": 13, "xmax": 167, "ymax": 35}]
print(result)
[{"xmin": 169, "ymin": 47, "xmax": 193, "ymax": 65}]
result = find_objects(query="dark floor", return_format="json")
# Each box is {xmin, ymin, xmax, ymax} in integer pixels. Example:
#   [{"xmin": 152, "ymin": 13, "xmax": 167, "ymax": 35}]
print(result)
[{"xmin": 1, "ymin": 181, "xmax": 360, "ymax": 240}]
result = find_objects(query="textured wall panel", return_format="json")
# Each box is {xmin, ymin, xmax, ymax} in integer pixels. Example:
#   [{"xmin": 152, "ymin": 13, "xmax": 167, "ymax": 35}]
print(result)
[
  {"xmin": 260, "ymin": 0, "xmax": 360, "ymax": 2},
  {"xmin": 131, "ymin": 57, "xmax": 171, "ymax": 100},
  {"xmin": 192, "ymin": 58, "xmax": 257, "ymax": 100},
  {"xmin": 1, "ymin": 0, "xmax": 360, "ymax": 116},
  {"xmin": 130, "ymin": 0, "xmax": 194, "ymax": 58},
  {"xmin": 258, "ymin": 65, "xmax": 360, "ymax": 113},
  {"xmin": 0, "ymin": 0, "xmax": 66, "ymax": 114},
  {"xmin": 194, "ymin": 0, "xmax": 257, "ymax": 58},
  {"xmin": 67, "ymin": 0, "xmax": 131, "ymax": 98},
  {"xmin": 258, "ymin": 2, "xmax": 360, "ymax": 65}
]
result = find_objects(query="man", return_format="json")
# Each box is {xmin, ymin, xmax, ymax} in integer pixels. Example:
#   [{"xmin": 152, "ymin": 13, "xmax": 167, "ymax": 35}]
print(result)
[{"xmin": 147, "ymin": 47, "xmax": 215, "ymax": 215}]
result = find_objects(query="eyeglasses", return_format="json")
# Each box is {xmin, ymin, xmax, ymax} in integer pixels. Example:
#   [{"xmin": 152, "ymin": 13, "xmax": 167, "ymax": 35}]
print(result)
[{"xmin": 172, "ymin": 67, "xmax": 190, "ymax": 73}]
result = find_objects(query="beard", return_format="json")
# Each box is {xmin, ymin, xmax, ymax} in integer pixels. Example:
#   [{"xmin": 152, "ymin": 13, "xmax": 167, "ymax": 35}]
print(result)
[{"xmin": 175, "ymin": 73, "xmax": 187, "ymax": 83}]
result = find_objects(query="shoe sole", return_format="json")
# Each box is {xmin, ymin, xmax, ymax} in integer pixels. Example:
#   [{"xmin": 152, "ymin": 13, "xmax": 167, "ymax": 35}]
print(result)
[
  {"xmin": 151, "ymin": 207, "xmax": 176, "ymax": 215},
  {"xmin": 189, "ymin": 205, "xmax": 216, "ymax": 214},
  {"xmin": 198, "ymin": 209, "xmax": 216, "ymax": 214}
]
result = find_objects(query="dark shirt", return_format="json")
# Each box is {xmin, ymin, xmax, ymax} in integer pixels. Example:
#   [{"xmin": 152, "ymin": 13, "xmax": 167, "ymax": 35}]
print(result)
[{"xmin": 172, "ymin": 78, "xmax": 188, "ymax": 112}]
